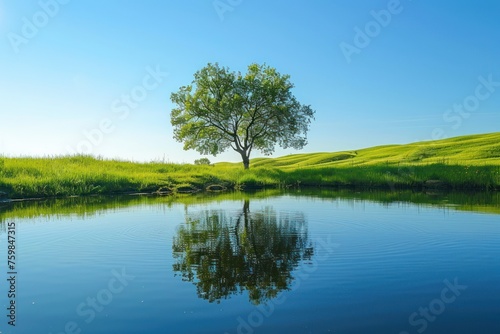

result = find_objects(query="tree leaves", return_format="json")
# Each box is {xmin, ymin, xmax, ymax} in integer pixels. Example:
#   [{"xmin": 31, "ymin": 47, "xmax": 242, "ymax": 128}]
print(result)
[{"xmin": 170, "ymin": 63, "xmax": 315, "ymax": 168}]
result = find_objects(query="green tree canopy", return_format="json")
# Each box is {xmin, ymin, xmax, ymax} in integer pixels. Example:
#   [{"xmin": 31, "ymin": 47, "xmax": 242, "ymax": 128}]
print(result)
[{"xmin": 170, "ymin": 63, "xmax": 315, "ymax": 169}]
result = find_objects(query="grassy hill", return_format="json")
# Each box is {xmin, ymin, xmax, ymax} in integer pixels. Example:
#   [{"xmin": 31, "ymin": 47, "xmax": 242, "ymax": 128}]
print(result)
[
  {"xmin": 221, "ymin": 132, "xmax": 500, "ymax": 169},
  {"xmin": 0, "ymin": 132, "xmax": 499, "ymax": 199}
]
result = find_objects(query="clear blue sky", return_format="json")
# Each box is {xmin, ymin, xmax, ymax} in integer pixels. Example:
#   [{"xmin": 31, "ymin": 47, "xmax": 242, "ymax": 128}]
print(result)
[{"xmin": 1, "ymin": 0, "xmax": 499, "ymax": 163}]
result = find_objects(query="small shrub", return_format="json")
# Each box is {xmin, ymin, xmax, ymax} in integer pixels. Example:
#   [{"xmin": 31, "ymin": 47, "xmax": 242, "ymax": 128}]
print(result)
[{"xmin": 194, "ymin": 158, "xmax": 211, "ymax": 165}]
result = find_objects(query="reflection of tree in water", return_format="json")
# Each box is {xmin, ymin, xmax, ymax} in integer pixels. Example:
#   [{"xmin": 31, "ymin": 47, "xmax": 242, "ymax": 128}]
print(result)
[{"xmin": 172, "ymin": 200, "xmax": 313, "ymax": 304}]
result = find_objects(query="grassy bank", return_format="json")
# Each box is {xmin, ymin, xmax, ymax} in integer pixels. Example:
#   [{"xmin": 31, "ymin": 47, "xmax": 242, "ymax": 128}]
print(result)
[{"xmin": 0, "ymin": 132, "xmax": 499, "ymax": 199}]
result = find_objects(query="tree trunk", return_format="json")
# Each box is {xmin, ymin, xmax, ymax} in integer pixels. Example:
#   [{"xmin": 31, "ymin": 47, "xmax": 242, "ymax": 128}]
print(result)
[{"xmin": 241, "ymin": 152, "xmax": 250, "ymax": 170}]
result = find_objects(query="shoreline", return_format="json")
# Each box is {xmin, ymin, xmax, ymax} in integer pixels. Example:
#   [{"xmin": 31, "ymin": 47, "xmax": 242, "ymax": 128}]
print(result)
[
  {"xmin": 0, "ymin": 181, "xmax": 498, "ymax": 203},
  {"xmin": 1, "ymin": 132, "xmax": 499, "ymax": 200}
]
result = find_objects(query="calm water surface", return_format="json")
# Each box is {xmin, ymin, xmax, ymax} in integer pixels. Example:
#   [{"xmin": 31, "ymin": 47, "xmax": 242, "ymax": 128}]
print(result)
[{"xmin": 0, "ymin": 190, "xmax": 499, "ymax": 334}]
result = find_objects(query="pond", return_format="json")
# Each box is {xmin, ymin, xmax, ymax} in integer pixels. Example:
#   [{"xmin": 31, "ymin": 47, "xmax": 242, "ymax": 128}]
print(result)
[{"xmin": 0, "ymin": 189, "xmax": 499, "ymax": 334}]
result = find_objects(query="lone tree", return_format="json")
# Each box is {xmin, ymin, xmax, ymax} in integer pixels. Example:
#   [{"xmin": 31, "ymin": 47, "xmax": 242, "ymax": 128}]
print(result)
[{"xmin": 170, "ymin": 63, "xmax": 315, "ymax": 169}]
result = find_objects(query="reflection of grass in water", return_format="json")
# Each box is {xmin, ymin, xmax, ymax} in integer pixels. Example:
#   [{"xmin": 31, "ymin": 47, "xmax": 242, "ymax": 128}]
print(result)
[
  {"xmin": 294, "ymin": 188, "xmax": 500, "ymax": 215},
  {"xmin": 1, "ymin": 189, "xmax": 498, "ymax": 222},
  {"xmin": 0, "ymin": 132, "xmax": 499, "ymax": 199}
]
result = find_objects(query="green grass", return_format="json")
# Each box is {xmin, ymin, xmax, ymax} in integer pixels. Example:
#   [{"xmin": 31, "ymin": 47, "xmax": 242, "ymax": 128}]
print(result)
[
  {"xmin": 245, "ymin": 132, "xmax": 500, "ymax": 168},
  {"xmin": 0, "ymin": 132, "xmax": 499, "ymax": 199}
]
